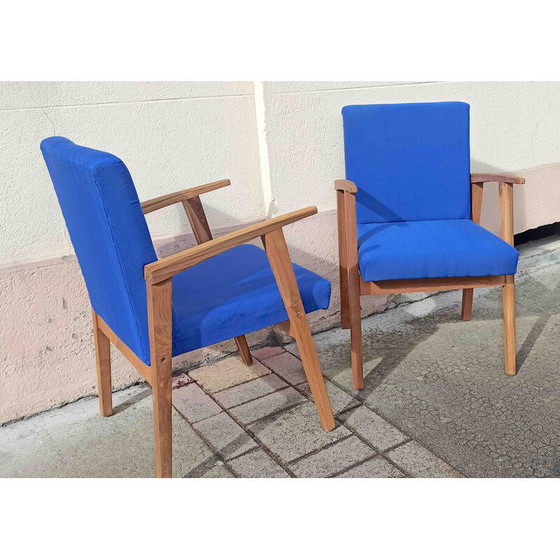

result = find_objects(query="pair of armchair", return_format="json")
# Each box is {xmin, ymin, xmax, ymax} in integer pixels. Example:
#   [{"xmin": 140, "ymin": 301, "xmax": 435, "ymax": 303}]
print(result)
[{"xmin": 41, "ymin": 101, "xmax": 522, "ymax": 477}]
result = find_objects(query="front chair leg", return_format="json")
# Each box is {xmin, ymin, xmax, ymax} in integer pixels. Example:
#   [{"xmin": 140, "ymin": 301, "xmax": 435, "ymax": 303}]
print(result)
[
  {"xmin": 152, "ymin": 365, "xmax": 173, "ymax": 477},
  {"xmin": 263, "ymin": 229, "xmax": 335, "ymax": 431},
  {"xmin": 92, "ymin": 311, "xmax": 113, "ymax": 417},
  {"xmin": 235, "ymin": 335, "xmax": 253, "ymax": 365},
  {"xmin": 502, "ymin": 275, "xmax": 516, "ymax": 375},
  {"xmin": 147, "ymin": 279, "xmax": 174, "ymax": 478}
]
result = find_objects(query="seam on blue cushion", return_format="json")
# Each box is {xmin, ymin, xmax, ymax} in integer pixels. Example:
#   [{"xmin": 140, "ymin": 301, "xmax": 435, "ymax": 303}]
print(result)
[{"xmin": 90, "ymin": 160, "xmax": 152, "ymax": 365}]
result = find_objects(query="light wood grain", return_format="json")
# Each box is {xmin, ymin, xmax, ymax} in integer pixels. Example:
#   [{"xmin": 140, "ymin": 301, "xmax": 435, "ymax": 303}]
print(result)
[
  {"xmin": 147, "ymin": 279, "xmax": 173, "ymax": 478},
  {"xmin": 461, "ymin": 181, "xmax": 484, "ymax": 321},
  {"xmin": 263, "ymin": 229, "xmax": 335, "ymax": 431},
  {"xmin": 470, "ymin": 173, "xmax": 525, "ymax": 185},
  {"xmin": 360, "ymin": 275, "xmax": 506, "ymax": 295},
  {"xmin": 142, "ymin": 180, "xmax": 230, "ymax": 214},
  {"xmin": 96, "ymin": 315, "xmax": 152, "ymax": 382},
  {"xmin": 182, "ymin": 196, "xmax": 213, "ymax": 244},
  {"xmin": 92, "ymin": 311, "xmax": 113, "ymax": 417},
  {"xmin": 145, "ymin": 207, "xmax": 318, "ymax": 284},
  {"xmin": 180, "ymin": 193, "xmax": 252, "ymax": 363},
  {"xmin": 503, "ymin": 275, "xmax": 516, "ymax": 375},
  {"xmin": 334, "ymin": 178, "xmax": 358, "ymax": 193},
  {"xmin": 234, "ymin": 335, "xmax": 253, "ymax": 365},
  {"xmin": 499, "ymin": 182, "xmax": 514, "ymax": 245},
  {"xmin": 337, "ymin": 190, "xmax": 350, "ymax": 329}
]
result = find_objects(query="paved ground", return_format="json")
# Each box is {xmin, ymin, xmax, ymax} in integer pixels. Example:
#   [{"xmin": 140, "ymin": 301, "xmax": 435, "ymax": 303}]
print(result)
[{"xmin": 2, "ymin": 256, "xmax": 560, "ymax": 477}]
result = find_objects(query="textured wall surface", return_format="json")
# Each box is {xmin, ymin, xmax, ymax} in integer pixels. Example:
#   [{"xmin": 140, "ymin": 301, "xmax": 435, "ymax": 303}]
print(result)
[{"xmin": 2, "ymin": 81, "xmax": 560, "ymax": 423}]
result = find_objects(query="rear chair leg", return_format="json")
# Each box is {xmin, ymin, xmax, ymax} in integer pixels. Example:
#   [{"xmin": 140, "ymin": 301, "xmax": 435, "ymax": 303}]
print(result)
[
  {"xmin": 461, "ymin": 288, "xmax": 474, "ymax": 321},
  {"xmin": 235, "ymin": 335, "xmax": 253, "ymax": 365},
  {"xmin": 92, "ymin": 311, "xmax": 112, "ymax": 417},
  {"xmin": 503, "ymin": 275, "xmax": 516, "ymax": 375}
]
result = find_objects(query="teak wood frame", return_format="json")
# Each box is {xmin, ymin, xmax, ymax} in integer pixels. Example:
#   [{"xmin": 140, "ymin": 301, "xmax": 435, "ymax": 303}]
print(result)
[
  {"xmin": 93, "ymin": 179, "xmax": 335, "ymax": 477},
  {"xmin": 335, "ymin": 173, "xmax": 525, "ymax": 390}
]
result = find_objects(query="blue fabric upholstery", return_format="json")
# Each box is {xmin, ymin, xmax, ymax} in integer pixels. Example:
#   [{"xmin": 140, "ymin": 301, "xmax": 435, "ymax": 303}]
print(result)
[
  {"xmin": 42, "ymin": 137, "xmax": 331, "ymax": 366},
  {"xmin": 357, "ymin": 220, "xmax": 519, "ymax": 281},
  {"xmin": 41, "ymin": 137, "xmax": 157, "ymax": 364},
  {"xmin": 171, "ymin": 244, "xmax": 330, "ymax": 354},
  {"xmin": 342, "ymin": 102, "xmax": 471, "ymax": 224}
]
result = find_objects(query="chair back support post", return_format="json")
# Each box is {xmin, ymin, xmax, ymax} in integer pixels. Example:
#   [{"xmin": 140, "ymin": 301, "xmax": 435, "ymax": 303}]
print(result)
[{"xmin": 499, "ymin": 182, "xmax": 515, "ymax": 245}]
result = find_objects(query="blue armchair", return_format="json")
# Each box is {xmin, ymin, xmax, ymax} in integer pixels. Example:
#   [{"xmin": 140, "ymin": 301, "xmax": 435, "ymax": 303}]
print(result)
[
  {"xmin": 336, "ymin": 102, "xmax": 524, "ymax": 389},
  {"xmin": 41, "ymin": 137, "xmax": 335, "ymax": 477}
]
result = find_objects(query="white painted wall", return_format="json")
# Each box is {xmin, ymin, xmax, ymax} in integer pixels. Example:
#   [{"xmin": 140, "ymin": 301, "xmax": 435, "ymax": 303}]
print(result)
[
  {"xmin": 2, "ymin": 81, "xmax": 560, "ymax": 423},
  {"xmin": 0, "ymin": 81, "xmax": 263, "ymax": 266}
]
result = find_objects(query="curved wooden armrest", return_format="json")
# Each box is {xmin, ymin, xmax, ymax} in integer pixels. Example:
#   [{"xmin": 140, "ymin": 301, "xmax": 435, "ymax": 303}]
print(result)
[
  {"xmin": 145, "ymin": 206, "xmax": 318, "ymax": 284},
  {"xmin": 141, "ymin": 179, "xmax": 231, "ymax": 214},
  {"xmin": 334, "ymin": 179, "xmax": 358, "ymax": 194},
  {"xmin": 471, "ymin": 173, "xmax": 525, "ymax": 185}
]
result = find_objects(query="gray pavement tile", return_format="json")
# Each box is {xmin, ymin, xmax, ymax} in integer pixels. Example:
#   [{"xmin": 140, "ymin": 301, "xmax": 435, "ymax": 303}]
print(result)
[
  {"xmin": 228, "ymin": 387, "xmax": 307, "ymax": 424},
  {"xmin": 172, "ymin": 382, "xmax": 222, "ymax": 423},
  {"xmin": 249, "ymin": 402, "xmax": 350, "ymax": 463},
  {"xmin": 386, "ymin": 441, "xmax": 462, "ymax": 478},
  {"xmin": 258, "ymin": 351, "xmax": 307, "ymax": 385},
  {"xmin": 252, "ymin": 346, "xmax": 286, "ymax": 362},
  {"xmin": 193, "ymin": 412, "xmax": 258, "ymax": 460},
  {"xmin": 297, "ymin": 379, "xmax": 360, "ymax": 415},
  {"xmin": 213, "ymin": 374, "xmax": 288, "ymax": 409},
  {"xmin": 228, "ymin": 449, "xmax": 290, "ymax": 478},
  {"xmin": 289, "ymin": 436, "xmax": 375, "ymax": 478},
  {"xmin": 342, "ymin": 405, "xmax": 408, "ymax": 451},
  {"xmin": 188, "ymin": 356, "xmax": 271, "ymax": 393},
  {"xmin": 337, "ymin": 456, "xmax": 406, "ymax": 478},
  {"xmin": 0, "ymin": 385, "xmax": 215, "ymax": 478}
]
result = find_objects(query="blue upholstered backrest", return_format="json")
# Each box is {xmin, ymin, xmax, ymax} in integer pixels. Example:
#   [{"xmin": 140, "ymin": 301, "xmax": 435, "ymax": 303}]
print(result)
[
  {"xmin": 342, "ymin": 102, "xmax": 471, "ymax": 223},
  {"xmin": 41, "ymin": 137, "xmax": 157, "ymax": 364}
]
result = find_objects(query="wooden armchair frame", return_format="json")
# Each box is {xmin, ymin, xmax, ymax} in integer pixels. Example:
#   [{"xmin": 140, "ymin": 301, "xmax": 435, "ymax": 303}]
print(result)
[
  {"xmin": 93, "ymin": 179, "xmax": 335, "ymax": 477},
  {"xmin": 336, "ymin": 173, "xmax": 525, "ymax": 390}
]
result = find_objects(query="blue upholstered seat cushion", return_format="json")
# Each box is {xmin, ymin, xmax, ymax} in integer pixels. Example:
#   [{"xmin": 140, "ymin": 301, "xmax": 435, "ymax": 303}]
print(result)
[
  {"xmin": 357, "ymin": 219, "xmax": 519, "ymax": 282},
  {"xmin": 171, "ymin": 244, "xmax": 331, "ymax": 355}
]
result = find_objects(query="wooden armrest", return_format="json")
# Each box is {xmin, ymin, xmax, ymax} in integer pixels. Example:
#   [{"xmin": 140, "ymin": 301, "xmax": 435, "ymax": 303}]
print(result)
[
  {"xmin": 334, "ymin": 179, "xmax": 358, "ymax": 194},
  {"xmin": 141, "ymin": 179, "xmax": 231, "ymax": 214},
  {"xmin": 471, "ymin": 174, "xmax": 525, "ymax": 185},
  {"xmin": 145, "ymin": 206, "xmax": 317, "ymax": 284}
]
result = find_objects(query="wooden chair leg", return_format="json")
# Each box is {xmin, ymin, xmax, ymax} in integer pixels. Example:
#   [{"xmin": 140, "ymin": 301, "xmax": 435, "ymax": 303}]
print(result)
[
  {"xmin": 337, "ymin": 191, "xmax": 351, "ymax": 329},
  {"xmin": 348, "ymin": 274, "xmax": 364, "ymax": 390},
  {"xmin": 263, "ymin": 229, "xmax": 335, "ymax": 431},
  {"xmin": 503, "ymin": 275, "xmax": 516, "ymax": 376},
  {"xmin": 92, "ymin": 311, "xmax": 112, "ymax": 417},
  {"xmin": 461, "ymin": 288, "xmax": 474, "ymax": 321},
  {"xmin": 235, "ymin": 335, "xmax": 253, "ymax": 365},
  {"xmin": 147, "ymin": 279, "xmax": 173, "ymax": 478}
]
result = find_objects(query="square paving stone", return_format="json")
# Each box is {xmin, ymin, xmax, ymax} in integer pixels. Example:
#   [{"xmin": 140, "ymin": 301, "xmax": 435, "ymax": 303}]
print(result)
[
  {"xmin": 297, "ymin": 379, "xmax": 360, "ymax": 415},
  {"xmin": 249, "ymin": 402, "xmax": 350, "ymax": 463},
  {"xmin": 337, "ymin": 456, "xmax": 406, "ymax": 478},
  {"xmin": 343, "ymin": 406, "xmax": 408, "ymax": 451},
  {"xmin": 213, "ymin": 374, "xmax": 288, "ymax": 409},
  {"xmin": 386, "ymin": 441, "xmax": 462, "ymax": 478},
  {"xmin": 193, "ymin": 412, "xmax": 258, "ymax": 460},
  {"xmin": 188, "ymin": 356, "xmax": 271, "ymax": 393},
  {"xmin": 252, "ymin": 346, "xmax": 286, "ymax": 362},
  {"xmin": 228, "ymin": 387, "xmax": 307, "ymax": 424},
  {"xmin": 228, "ymin": 449, "xmax": 290, "ymax": 478},
  {"xmin": 289, "ymin": 436, "xmax": 375, "ymax": 478},
  {"xmin": 172, "ymin": 382, "xmax": 222, "ymax": 423},
  {"xmin": 258, "ymin": 351, "xmax": 307, "ymax": 385}
]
